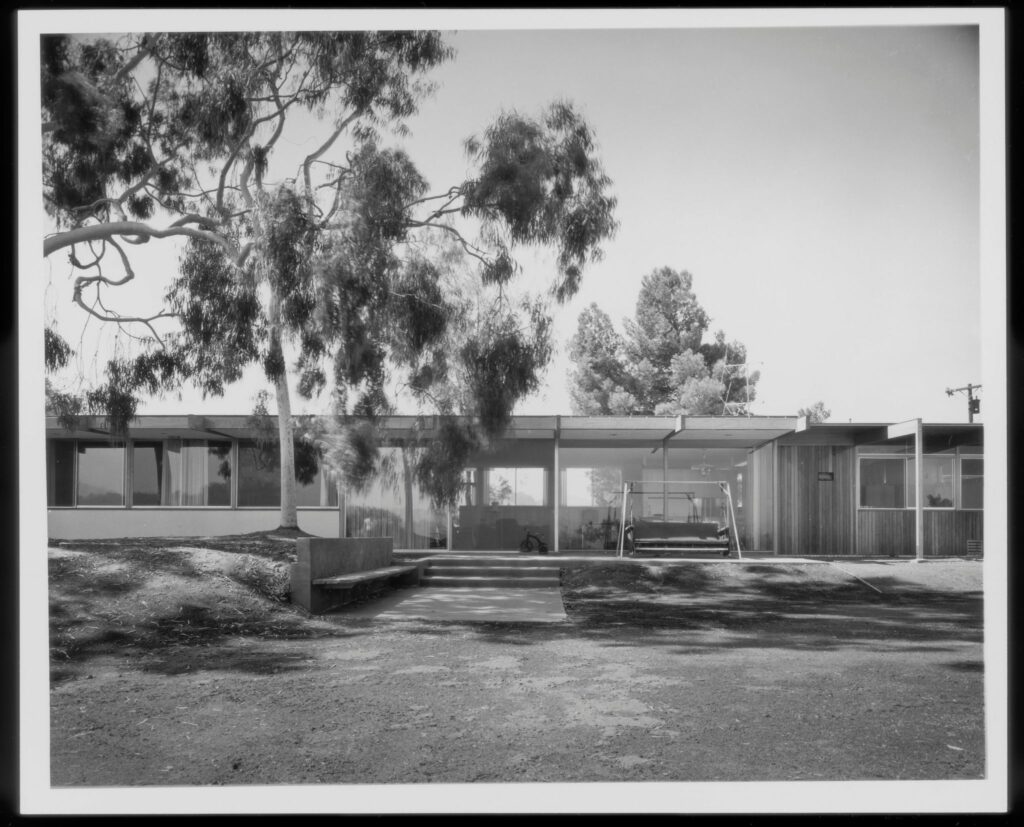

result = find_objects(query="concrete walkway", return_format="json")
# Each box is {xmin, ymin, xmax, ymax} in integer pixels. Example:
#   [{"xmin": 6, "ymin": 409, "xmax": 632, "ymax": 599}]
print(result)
[{"xmin": 343, "ymin": 585, "xmax": 568, "ymax": 623}]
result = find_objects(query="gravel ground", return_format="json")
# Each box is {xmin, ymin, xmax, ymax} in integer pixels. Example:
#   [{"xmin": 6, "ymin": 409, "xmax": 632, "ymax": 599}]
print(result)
[{"xmin": 46, "ymin": 545, "xmax": 986, "ymax": 790}]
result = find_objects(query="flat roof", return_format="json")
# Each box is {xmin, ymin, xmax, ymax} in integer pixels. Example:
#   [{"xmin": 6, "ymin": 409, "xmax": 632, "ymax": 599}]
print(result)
[{"xmin": 44, "ymin": 414, "xmax": 983, "ymax": 447}]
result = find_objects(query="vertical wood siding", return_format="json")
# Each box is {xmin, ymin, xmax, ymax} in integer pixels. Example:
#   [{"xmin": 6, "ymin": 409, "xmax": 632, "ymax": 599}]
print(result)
[
  {"xmin": 923, "ymin": 510, "xmax": 984, "ymax": 556},
  {"xmin": 855, "ymin": 510, "xmax": 914, "ymax": 556},
  {"xmin": 777, "ymin": 445, "xmax": 856, "ymax": 556},
  {"xmin": 854, "ymin": 508, "xmax": 983, "ymax": 556},
  {"xmin": 856, "ymin": 509, "xmax": 985, "ymax": 556}
]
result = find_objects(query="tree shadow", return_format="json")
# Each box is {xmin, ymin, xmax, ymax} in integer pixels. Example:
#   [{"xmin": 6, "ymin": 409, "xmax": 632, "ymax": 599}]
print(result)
[
  {"xmin": 557, "ymin": 563, "xmax": 984, "ymax": 655},
  {"xmin": 137, "ymin": 642, "xmax": 320, "ymax": 676}
]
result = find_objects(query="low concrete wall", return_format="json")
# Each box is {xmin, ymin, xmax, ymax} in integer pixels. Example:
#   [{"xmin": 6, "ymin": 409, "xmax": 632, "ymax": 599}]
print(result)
[
  {"xmin": 47, "ymin": 508, "xmax": 341, "ymax": 540},
  {"xmin": 291, "ymin": 537, "xmax": 395, "ymax": 614}
]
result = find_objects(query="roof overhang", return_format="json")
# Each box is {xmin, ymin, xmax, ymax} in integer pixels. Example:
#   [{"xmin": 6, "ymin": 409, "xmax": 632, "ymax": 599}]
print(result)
[{"xmin": 667, "ymin": 415, "xmax": 802, "ymax": 446}]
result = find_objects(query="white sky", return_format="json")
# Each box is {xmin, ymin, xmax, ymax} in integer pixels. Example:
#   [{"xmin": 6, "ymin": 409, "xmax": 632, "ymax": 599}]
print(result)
[{"xmin": 35, "ymin": 17, "xmax": 991, "ymax": 425}]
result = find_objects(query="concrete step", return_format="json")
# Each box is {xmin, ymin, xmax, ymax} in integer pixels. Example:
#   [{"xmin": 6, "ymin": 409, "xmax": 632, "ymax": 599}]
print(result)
[
  {"xmin": 425, "ymin": 565, "xmax": 560, "ymax": 578},
  {"xmin": 420, "ymin": 574, "xmax": 560, "ymax": 588},
  {"xmin": 427, "ymin": 556, "xmax": 562, "ymax": 569}
]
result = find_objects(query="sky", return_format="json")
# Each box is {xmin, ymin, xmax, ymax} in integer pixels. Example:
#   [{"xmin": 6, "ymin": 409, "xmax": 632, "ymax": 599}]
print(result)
[{"xmin": 35, "ymin": 13, "xmax": 992, "ymax": 426}]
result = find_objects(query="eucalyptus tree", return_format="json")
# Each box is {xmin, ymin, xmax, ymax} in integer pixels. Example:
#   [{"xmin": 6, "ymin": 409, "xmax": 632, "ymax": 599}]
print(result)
[
  {"xmin": 41, "ymin": 31, "xmax": 617, "ymax": 528},
  {"xmin": 568, "ymin": 267, "xmax": 759, "ymax": 416}
]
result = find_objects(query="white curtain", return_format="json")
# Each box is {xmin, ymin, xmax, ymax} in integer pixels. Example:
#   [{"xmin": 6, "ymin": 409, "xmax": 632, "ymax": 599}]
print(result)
[
  {"xmin": 162, "ymin": 439, "xmax": 181, "ymax": 506},
  {"xmin": 181, "ymin": 441, "xmax": 210, "ymax": 506}
]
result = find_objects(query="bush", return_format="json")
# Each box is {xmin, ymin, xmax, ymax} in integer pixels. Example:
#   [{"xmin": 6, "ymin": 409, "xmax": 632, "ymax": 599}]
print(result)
[{"xmin": 234, "ymin": 556, "xmax": 291, "ymax": 603}]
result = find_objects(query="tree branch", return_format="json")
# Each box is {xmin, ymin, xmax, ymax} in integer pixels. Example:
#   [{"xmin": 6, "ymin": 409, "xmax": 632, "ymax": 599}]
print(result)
[
  {"xmin": 44, "ymin": 221, "xmax": 242, "ymax": 260},
  {"xmin": 302, "ymin": 109, "xmax": 361, "ymax": 205}
]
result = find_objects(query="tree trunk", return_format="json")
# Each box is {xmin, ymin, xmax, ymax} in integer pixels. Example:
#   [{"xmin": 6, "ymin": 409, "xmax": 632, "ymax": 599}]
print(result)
[
  {"xmin": 268, "ymin": 289, "xmax": 299, "ymax": 530},
  {"xmin": 275, "ymin": 366, "xmax": 299, "ymax": 530}
]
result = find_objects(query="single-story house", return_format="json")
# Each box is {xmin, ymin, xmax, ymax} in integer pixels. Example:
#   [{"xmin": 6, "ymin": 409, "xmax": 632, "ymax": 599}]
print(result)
[{"xmin": 44, "ymin": 414, "xmax": 984, "ymax": 558}]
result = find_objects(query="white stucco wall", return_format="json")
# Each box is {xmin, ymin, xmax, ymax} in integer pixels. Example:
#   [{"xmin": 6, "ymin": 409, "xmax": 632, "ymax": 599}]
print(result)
[{"xmin": 47, "ymin": 508, "xmax": 341, "ymax": 540}]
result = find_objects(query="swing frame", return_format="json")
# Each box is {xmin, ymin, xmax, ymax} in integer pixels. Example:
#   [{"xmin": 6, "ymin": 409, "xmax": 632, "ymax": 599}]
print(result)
[{"xmin": 617, "ymin": 479, "xmax": 743, "ymax": 559}]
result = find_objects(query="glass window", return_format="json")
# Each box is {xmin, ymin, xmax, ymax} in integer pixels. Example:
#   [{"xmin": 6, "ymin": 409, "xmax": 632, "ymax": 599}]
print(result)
[
  {"xmin": 163, "ymin": 439, "xmax": 231, "ymax": 506},
  {"xmin": 563, "ymin": 467, "xmax": 622, "ymax": 507},
  {"xmin": 960, "ymin": 457, "xmax": 983, "ymax": 509},
  {"xmin": 859, "ymin": 456, "xmax": 906, "ymax": 508},
  {"xmin": 76, "ymin": 443, "xmax": 125, "ymax": 506},
  {"xmin": 236, "ymin": 440, "xmax": 339, "ymax": 508},
  {"xmin": 131, "ymin": 441, "xmax": 165, "ymax": 505},
  {"xmin": 47, "ymin": 440, "xmax": 76, "ymax": 506},
  {"xmin": 486, "ymin": 468, "xmax": 546, "ymax": 506},
  {"xmin": 345, "ymin": 447, "xmax": 446, "ymax": 549},
  {"xmin": 557, "ymin": 445, "xmax": 659, "ymax": 551},
  {"xmin": 907, "ymin": 456, "xmax": 955, "ymax": 508},
  {"xmin": 237, "ymin": 440, "xmax": 280, "ymax": 507}
]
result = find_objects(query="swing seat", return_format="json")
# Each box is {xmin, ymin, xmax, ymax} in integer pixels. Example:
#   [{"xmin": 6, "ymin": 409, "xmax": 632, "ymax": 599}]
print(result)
[{"xmin": 627, "ymin": 519, "xmax": 731, "ymax": 555}]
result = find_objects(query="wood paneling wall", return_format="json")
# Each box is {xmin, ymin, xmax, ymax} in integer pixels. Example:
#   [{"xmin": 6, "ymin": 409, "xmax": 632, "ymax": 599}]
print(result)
[
  {"xmin": 855, "ymin": 510, "xmax": 913, "ymax": 557},
  {"xmin": 856, "ymin": 510, "xmax": 984, "ymax": 557},
  {"xmin": 777, "ymin": 445, "xmax": 856, "ymax": 556},
  {"xmin": 924, "ymin": 510, "xmax": 984, "ymax": 556}
]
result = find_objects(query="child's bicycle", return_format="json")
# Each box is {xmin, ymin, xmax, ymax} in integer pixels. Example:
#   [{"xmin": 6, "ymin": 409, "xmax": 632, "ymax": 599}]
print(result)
[{"xmin": 519, "ymin": 530, "xmax": 549, "ymax": 554}]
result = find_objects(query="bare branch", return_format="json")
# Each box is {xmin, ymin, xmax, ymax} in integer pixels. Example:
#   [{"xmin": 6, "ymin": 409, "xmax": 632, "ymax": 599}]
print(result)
[
  {"xmin": 302, "ymin": 109, "xmax": 361, "ymax": 205},
  {"xmin": 45, "ymin": 221, "xmax": 243, "ymax": 261},
  {"xmin": 404, "ymin": 219, "xmax": 493, "ymax": 268}
]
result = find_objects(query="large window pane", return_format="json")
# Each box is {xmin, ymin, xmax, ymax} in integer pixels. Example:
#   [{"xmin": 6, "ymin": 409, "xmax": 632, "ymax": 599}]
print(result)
[
  {"xmin": 237, "ymin": 440, "xmax": 339, "ymax": 507},
  {"xmin": 859, "ymin": 457, "xmax": 906, "ymax": 508},
  {"xmin": 76, "ymin": 443, "xmax": 125, "ymax": 506},
  {"xmin": 908, "ymin": 456, "xmax": 955, "ymax": 508},
  {"xmin": 163, "ymin": 439, "xmax": 231, "ymax": 506},
  {"xmin": 236, "ymin": 440, "xmax": 280, "ymax": 507},
  {"xmin": 131, "ymin": 441, "xmax": 164, "ymax": 505},
  {"xmin": 961, "ymin": 457, "xmax": 983, "ymax": 509},
  {"xmin": 557, "ymin": 445, "xmax": 660, "ymax": 551},
  {"xmin": 47, "ymin": 440, "xmax": 75, "ymax": 506},
  {"xmin": 486, "ymin": 468, "xmax": 546, "ymax": 506},
  {"xmin": 346, "ymin": 447, "xmax": 446, "ymax": 548}
]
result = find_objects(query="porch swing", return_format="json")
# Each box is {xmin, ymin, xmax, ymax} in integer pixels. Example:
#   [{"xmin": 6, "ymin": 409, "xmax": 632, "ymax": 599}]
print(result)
[{"xmin": 617, "ymin": 479, "xmax": 741, "ymax": 558}]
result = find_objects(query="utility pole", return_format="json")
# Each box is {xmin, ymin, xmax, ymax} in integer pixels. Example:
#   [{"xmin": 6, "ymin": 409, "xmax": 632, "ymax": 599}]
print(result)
[{"xmin": 945, "ymin": 384, "xmax": 982, "ymax": 423}]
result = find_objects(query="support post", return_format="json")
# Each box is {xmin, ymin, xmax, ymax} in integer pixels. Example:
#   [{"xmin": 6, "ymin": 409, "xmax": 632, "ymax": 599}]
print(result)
[
  {"xmin": 914, "ymin": 418, "xmax": 924, "ymax": 561},
  {"xmin": 662, "ymin": 437, "xmax": 669, "ymax": 518},
  {"xmin": 772, "ymin": 440, "xmax": 780, "ymax": 556},
  {"xmin": 618, "ymin": 481, "xmax": 629, "ymax": 557},
  {"xmin": 553, "ymin": 416, "xmax": 561, "ymax": 553}
]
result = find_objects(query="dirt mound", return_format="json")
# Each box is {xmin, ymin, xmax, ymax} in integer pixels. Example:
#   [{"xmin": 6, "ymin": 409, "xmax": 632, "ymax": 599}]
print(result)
[{"xmin": 48, "ymin": 543, "xmax": 332, "ymax": 671}]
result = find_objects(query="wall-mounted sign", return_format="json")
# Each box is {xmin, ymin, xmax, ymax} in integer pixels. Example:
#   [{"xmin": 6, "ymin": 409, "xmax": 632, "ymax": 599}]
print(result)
[{"xmin": 818, "ymin": 471, "xmax": 834, "ymax": 482}]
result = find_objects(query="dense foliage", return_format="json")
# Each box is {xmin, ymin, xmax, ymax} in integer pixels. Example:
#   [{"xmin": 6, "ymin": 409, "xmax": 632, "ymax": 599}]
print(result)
[
  {"xmin": 568, "ymin": 267, "xmax": 758, "ymax": 416},
  {"xmin": 42, "ymin": 31, "xmax": 617, "ymax": 516}
]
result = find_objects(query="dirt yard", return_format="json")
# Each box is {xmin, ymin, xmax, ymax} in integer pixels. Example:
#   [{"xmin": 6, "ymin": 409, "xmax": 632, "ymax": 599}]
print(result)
[{"xmin": 46, "ymin": 536, "xmax": 985, "ymax": 786}]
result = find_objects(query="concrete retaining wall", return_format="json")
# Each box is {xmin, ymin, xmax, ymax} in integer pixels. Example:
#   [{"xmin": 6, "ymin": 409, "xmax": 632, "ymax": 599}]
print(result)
[{"xmin": 291, "ymin": 537, "xmax": 396, "ymax": 614}]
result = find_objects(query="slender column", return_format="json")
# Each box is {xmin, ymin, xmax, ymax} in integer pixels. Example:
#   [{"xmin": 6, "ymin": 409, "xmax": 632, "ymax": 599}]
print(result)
[
  {"xmin": 124, "ymin": 439, "xmax": 133, "ymax": 509},
  {"xmin": 338, "ymin": 486, "xmax": 346, "ymax": 539},
  {"xmin": 772, "ymin": 441, "xmax": 780, "ymax": 555},
  {"xmin": 553, "ymin": 416, "xmax": 561, "ymax": 552},
  {"xmin": 914, "ymin": 419, "xmax": 924, "ymax": 561},
  {"xmin": 662, "ymin": 437, "xmax": 669, "ymax": 517}
]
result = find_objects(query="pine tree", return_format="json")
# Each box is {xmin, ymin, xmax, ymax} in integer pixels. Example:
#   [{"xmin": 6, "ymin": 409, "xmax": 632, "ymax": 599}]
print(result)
[{"xmin": 568, "ymin": 268, "xmax": 758, "ymax": 416}]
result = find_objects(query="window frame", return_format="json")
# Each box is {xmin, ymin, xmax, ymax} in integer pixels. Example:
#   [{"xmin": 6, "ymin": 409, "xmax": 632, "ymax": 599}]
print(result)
[
  {"xmin": 72, "ymin": 440, "xmax": 127, "ymax": 508},
  {"xmin": 907, "ymin": 454, "xmax": 957, "ymax": 510},
  {"xmin": 858, "ymin": 451, "xmax": 983, "ymax": 511},
  {"xmin": 856, "ymin": 454, "xmax": 910, "ymax": 511},
  {"xmin": 958, "ymin": 454, "xmax": 984, "ymax": 511}
]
